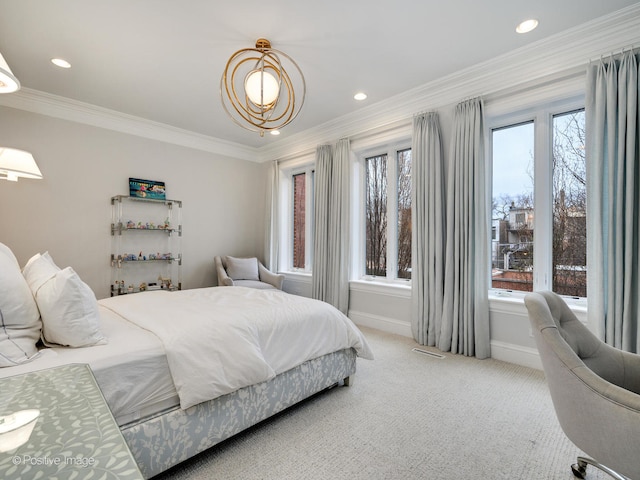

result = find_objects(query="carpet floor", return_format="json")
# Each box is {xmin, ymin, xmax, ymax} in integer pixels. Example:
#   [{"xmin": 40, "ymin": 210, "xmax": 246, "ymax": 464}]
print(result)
[{"xmin": 153, "ymin": 327, "xmax": 608, "ymax": 480}]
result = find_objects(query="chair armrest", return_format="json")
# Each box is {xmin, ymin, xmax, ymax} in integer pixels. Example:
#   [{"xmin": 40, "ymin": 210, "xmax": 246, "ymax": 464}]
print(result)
[
  {"xmin": 258, "ymin": 263, "xmax": 285, "ymax": 290},
  {"xmin": 620, "ymin": 349, "xmax": 640, "ymax": 395},
  {"xmin": 214, "ymin": 256, "xmax": 234, "ymax": 286}
]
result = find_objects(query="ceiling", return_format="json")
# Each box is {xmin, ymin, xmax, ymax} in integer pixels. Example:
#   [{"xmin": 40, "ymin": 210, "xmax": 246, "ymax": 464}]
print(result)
[{"xmin": 0, "ymin": 0, "xmax": 638, "ymax": 151}]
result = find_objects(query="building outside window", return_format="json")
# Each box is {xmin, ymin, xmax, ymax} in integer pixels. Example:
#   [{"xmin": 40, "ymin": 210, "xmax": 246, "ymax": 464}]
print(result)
[
  {"xmin": 491, "ymin": 106, "xmax": 586, "ymax": 297},
  {"xmin": 364, "ymin": 146, "xmax": 412, "ymax": 281}
]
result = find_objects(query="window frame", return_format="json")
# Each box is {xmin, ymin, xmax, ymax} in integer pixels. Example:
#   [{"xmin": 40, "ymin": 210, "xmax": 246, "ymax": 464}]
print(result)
[
  {"xmin": 487, "ymin": 96, "xmax": 586, "ymax": 299},
  {"xmin": 279, "ymin": 160, "xmax": 315, "ymax": 274},
  {"xmin": 356, "ymin": 140, "xmax": 412, "ymax": 284}
]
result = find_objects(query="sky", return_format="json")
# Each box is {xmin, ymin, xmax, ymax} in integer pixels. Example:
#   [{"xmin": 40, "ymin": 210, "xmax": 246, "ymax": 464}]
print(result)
[{"xmin": 492, "ymin": 121, "xmax": 534, "ymax": 201}]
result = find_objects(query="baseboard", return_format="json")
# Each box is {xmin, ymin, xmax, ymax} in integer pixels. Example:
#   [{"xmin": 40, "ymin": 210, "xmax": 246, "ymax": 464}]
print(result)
[
  {"xmin": 348, "ymin": 310, "xmax": 413, "ymax": 338},
  {"xmin": 490, "ymin": 341, "xmax": 542, "ymax": 370},
  {"xmin": 349, "ymin": 310, "xmax": 542, "ymax": 370}
]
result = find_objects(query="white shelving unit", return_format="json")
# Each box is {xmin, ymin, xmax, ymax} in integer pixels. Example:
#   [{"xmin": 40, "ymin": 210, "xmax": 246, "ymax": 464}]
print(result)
[{"xmin": 110, "ymin": 195, "xmax": 182, "ymax": 296}]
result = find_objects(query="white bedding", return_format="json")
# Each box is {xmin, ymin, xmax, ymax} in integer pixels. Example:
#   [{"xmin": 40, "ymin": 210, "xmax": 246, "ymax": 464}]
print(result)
[
  {"xmin": 99, "ymin": 287, "xmax": 373, "ymax": 409},
  {"xmin": 0, "ymin": 306, "xmax": 177, "ymax": 425}
]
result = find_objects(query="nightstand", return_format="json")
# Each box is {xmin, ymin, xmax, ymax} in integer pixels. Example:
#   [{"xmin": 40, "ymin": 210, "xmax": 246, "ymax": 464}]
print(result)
[{"xmin": 0, "ymin": 364, "xmax": 143, "ymax": 479}]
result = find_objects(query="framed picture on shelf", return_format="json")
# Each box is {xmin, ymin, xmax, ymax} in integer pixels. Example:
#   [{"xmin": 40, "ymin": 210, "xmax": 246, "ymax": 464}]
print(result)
[{"xmin": 129, "ymin": 178, "xmax": 166, "ymax": 200}]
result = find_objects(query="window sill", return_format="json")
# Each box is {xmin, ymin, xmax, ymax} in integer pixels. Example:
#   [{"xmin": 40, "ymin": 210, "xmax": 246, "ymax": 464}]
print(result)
[
  {"xmin": 281, "ymin": 271, "xmax": 312, "ymax": 283},
  {"xmin": 489, "ymin": 289, "xmax": 587, "ymax": 316},
  {"xmin": 349, "ymin": 279, "xmax": 411, "ymax": 298}
]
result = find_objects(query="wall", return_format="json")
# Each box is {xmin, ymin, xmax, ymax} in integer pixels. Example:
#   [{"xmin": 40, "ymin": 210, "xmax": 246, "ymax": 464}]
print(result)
[
  {"xmin": 0, "ymin": 106, "xmax": 267, "ymax": 299},
  {"xmin": 282, "ymin": 277, "xmax": 574, "ymax": 371}
]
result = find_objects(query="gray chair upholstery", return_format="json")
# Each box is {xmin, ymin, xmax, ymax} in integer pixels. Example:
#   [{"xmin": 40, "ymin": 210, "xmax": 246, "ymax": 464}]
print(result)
[
  {"xmin": 524, "ymin": 291, "xmax": 640, "ymax": 480},
  {"xmin": 214, "ymin": 255, "xmax": 284, "ymax": 290}
]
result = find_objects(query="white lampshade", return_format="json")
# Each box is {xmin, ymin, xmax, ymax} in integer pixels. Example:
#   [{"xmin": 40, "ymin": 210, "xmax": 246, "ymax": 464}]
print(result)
[
  {"xmin": 0, "ymin": 147, "xmax": 43, "ymax": 181},
  {"xmin": 0, "ymin": 52, "xmax": 20, "ymax": 94},
  {"xmin": 245, "ymin": 69, "xmax": 280, "ymax": 106}
]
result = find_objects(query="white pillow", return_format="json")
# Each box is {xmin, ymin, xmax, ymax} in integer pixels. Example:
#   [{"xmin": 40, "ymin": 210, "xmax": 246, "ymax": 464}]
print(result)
[
  {"xmin": 23, "ymin": 252, "xmax": 61, "ymax": 292},
  {"xmin": 36, "ymin": 266, "xmax": 107, "ymax": 348},
  {"xmin": 0, "ymin": 243, "xmax": 41, "ymax": 367},
  {"xmin": 225, "ymin": 256, "xmax": 259, "ymax": 281}
]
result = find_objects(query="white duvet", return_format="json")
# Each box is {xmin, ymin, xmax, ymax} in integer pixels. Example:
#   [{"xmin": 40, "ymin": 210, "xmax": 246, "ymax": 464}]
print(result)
[{"xmin": 99, "ymin": 287, "xmax": 373, "ymax": 409}]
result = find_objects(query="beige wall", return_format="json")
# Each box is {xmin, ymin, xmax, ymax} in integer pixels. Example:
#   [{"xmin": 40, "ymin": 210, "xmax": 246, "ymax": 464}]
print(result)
[{"xmin": 0, "ymin": 106, "xmax": 267, "ymax": 299}]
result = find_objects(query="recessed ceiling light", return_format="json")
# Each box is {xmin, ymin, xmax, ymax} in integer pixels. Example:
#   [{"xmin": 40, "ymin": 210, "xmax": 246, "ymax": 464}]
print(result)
[
  {"xmin": 516, "ymin": 19, "xmax": 539, "ymax": 34},
  {"xmin": 354, "ymin": 92, "xmax": 367, "ymax": 101},
  {"xmin": 270, "ymin": 130, "xmax": 280, "ymax": 136},
  {"xmin": 51, "ymin": 58, "xmax": 71, "ymax": 69}
]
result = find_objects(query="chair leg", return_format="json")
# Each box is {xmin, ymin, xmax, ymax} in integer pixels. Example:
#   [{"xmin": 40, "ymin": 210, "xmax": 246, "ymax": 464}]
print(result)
[{"xmin": 571, "ymin": 456, "xmax": 629, "ymax": 480}]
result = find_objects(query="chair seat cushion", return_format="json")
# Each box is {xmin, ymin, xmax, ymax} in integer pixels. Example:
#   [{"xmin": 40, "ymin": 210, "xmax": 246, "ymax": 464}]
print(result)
[{"xmin": 234, "ymin": 280, "xmax": 277, "ymax": 290}]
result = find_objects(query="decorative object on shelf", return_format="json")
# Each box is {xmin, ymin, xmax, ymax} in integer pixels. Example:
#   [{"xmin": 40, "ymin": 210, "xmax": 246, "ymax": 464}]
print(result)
[
  {"xmin": 158, "ymin": 275, "xmax": 172, "ymax": 290},
  {"xmin": 129, "ymin": 178, "xmax": 166, "ymax": 200},
  {"xmin": 220, "ymin": 38, "xmax": 306, "ymax": 137},
  {"xmin": 0, "ymin": 147, "xmax": 42, "ymax": 182},
  {"xmin": 124, "ymin": 220, "xmax": 171, "ymax": 231},
  {"xmin": 0, "ymin": 52, "xmax": 20, "ymax": 94}
]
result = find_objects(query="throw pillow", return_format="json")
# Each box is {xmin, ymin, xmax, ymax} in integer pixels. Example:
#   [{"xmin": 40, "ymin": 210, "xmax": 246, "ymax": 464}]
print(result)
[
  {"xmin": 225, "ymin": 256, "xmax": 260, "ymax": 281},
  {"xmin": 23, "ymin": 251, "xmax": 61, "ymax": 292},
  {"xmin": 0, "ymin": 243, "xmax": 41, "ymax": 366},
  {"xmin": 36, "ymin": 266, "xmax": 107, "ymax": 348}
]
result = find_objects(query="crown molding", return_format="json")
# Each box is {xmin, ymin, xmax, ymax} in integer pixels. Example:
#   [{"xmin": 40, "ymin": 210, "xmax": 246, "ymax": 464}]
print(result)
[
  {"xmin": 0, "ymin": 88, "xmax": 261, "ymax": 162},
  {"xmin": 260, "ymin": 3, "xmax": 640, "ymax": 162},
  {"xmin": 1, "ymin": 4, "xmax": 640, "ymax": 164}
]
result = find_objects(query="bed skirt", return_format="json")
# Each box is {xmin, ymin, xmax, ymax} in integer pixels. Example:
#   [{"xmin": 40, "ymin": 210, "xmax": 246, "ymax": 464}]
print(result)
[{"xmin": 121, "ymin": 347, "xmax": 357, "ymax": 478}]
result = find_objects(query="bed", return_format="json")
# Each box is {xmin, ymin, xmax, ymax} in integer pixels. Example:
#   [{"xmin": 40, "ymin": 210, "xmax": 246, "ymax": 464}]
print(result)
[{"xmin": 0, "ymin": 245, "xmax": 373, "ymax": 478}]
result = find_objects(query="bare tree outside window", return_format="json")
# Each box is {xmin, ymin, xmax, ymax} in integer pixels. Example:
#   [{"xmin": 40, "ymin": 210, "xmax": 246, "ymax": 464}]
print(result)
[
  {"xmin": 552, "ymin": 110, "xmax": 586, "ymax": 297},
  {"xmin": 366, "ymin": 154, "xmax": 387, "ymax": 276},
  {"xmin": 397, "ymin": 149, "xmax": 412, "ymax": 279}
]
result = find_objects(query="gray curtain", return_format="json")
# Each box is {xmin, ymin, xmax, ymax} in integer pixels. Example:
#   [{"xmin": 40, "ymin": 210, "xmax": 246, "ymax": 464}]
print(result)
[
  {"xmin": 411, "ymin": 112, "xmax": 446, "ymax": 346},
  {"xmin": 312, "ymin": 139, "xmax": 350, "ymax": 314},
  {"xmin": 265, "ymin": 160, "xmax": 279, "ymax": 272},
  {"xmin": 586, "ymin": 50, "xmax": 640, "ymax": 352},
  {"xmin": 440, "ymin": 98, "xmax": 491, "ymax": 358}
]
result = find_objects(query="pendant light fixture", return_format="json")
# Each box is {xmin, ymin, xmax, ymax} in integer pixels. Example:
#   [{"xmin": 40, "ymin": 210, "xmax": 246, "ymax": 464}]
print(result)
[{"xmin": 221, "ymin": 39, "xmax": 306, "ymax": 137}]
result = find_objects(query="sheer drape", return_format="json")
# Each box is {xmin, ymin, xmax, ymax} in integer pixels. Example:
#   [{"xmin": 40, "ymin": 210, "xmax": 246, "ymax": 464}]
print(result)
[
  {"xmin": 440, "ymin": 98, "xmax": 490, "ymax": 358},
  {"xmin": 265, "ymin": 160, "xmax": 279, "ymax": 272},
  {"xmin": 411, "ymin": 112, "xmax": 446, "ymax": 346},
  {"xmin": 312, "ymin": 139, "xmax": 351, "ymax": 314},
  {"xmin": 586, "ymin": 51, "xmax": 640, "ymax": 352}
]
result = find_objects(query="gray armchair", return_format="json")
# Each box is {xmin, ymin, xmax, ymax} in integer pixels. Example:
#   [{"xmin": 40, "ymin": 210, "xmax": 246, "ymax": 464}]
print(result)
[
  {"xmin": 214, "ymin": 255, "xmax": 284, "ymax": 290},
  {"xmin": 524, "ymin": 291, "xmax": 640, "ymax": 480}
]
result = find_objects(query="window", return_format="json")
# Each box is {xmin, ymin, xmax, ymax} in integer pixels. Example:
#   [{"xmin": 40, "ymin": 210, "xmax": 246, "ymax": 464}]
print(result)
[
  {"xmin": 365, "ymin": 154, "xmax": 387, "ymax": 276},
  {"xmin": 292, "ymin": 173, "xmax": 306, "ymax": 269},
  {"xmin": 490, "ymin": 105, "xmax": 586, "ymax": 297},
  {"xmin": 363, "ymin": 146, "xmax": 412, "ymax": 281},
  {"xmin": 397, "ymin": 149, "xmax": 412, "ymax": 279},
  {"xmin": 283, "ymin": 165, "xmax": 314, "ymax": 272},
  {"xmin": 552, "ymin": 110, "xmax": 586, "ymax": 297}
]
